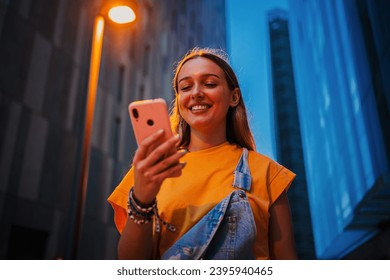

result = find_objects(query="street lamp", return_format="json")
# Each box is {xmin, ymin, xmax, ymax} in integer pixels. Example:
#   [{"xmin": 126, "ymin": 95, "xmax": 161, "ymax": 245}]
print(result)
[{"xmin": 71, "ymin": 0, "xmax": 137, "ymax": 259}]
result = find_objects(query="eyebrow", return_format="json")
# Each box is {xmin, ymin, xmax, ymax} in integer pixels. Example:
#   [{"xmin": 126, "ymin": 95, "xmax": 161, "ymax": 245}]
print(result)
[{"xmin": 178, "ymin": 73, "xmax": 221, "ymax": 84}]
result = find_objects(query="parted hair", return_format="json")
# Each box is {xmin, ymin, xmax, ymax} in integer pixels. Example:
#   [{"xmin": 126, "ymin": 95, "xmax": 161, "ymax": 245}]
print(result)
[{"xmin": 170, "ymin": 47, "xmax": 256, "ymax": 151}]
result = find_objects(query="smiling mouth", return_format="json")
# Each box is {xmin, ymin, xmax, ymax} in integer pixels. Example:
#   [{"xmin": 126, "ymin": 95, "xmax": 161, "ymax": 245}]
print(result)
[{"xmin": 190, "ymin": 105, "xmax": 210, "ymax": 111}]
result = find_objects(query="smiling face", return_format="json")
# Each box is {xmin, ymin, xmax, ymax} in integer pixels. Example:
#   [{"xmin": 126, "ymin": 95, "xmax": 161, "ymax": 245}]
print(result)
[{"xmin": 176, "ymin": 57, "xmax": 239, "ymax": 136}]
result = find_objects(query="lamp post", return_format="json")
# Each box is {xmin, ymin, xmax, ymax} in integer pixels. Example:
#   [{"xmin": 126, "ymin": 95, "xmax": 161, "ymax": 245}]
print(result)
[{"xmin": 71, "ymin": 0, "xmax": 137, "ymax": 259}]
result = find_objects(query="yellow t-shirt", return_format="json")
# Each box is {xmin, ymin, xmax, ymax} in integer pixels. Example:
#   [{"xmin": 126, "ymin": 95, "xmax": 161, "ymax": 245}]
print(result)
[{"xmin": 107, "ymin": 142, "xmax": 295, "ymax": 259}]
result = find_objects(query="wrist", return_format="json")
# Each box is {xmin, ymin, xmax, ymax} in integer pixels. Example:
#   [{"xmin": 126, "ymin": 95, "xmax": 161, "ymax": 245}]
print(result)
[
  {"xmin": 127, "ymin": 187, "xmax": 156, "ymax": 225},
  {"xmin": 132, "ymin": 188, "xmax": 156, "ymax": 207},
  {"xmin": 127, "ymin": 187, "xmax": 176, "ymax": 232}
]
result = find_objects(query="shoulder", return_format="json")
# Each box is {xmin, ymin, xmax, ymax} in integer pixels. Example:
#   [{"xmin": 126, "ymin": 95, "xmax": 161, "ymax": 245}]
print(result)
[
  {"xmin": 247, "ymin": 150, "xmax": 280, "ymax": 171},
  {"xmin": 247, "ymin": 150, "xmax": 296, "ymax": 202},
  {"xmin": 248, "ymin": 150, "xmax": 293, "ymax": 173}
]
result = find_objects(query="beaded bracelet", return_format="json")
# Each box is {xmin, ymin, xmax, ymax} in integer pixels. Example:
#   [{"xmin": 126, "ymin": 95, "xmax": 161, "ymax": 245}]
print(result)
[
  {"xmin": 129, "ymin": 188, "xmax": 156, "ymax": 213},
  {"xmin": 153, "ymin": 204, "xmax": 177, "ymax": 232},
  {"xmin": 128, "ymin": 210, "xmax": 152, "ymax": 224},
  {"xmin": 127, "ymin": 187, "xmax": 177, "ymax": 232},
  {"xmin": 127, "ymin": 188, "xmax": 154, "ymax": 224},
  {"xmin": 128, "ymin": 194, "xmax": 153, "ymax": 217}
]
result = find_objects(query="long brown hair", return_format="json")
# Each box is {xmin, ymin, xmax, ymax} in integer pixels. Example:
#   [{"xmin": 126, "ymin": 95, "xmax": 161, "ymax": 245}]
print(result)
[{"xmin": 170, "ymin": 48, "xmax": 256, "ymax": 151}]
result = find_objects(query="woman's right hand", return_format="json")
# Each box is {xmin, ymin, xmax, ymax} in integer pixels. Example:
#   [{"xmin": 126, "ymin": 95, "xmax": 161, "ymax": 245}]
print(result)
[{"xmin": 132, "ymin": 129, "xmax": 187, "ymax": 205}]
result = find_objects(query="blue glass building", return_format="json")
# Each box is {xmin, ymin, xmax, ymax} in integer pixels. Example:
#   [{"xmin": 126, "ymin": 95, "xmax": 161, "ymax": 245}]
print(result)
[
  {"xmin": 267, "ymin": 9, "xmax": 316, "ymax": 259},
  {"xmin": 288, "ymin": 0, "xmax": 390, "ymax": 259}
]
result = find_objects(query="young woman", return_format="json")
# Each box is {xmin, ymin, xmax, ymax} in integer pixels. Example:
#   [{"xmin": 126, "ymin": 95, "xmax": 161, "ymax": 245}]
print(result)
[{"xmin": 108, "ymin": 48, "xmax": 297, "ymax": 260}]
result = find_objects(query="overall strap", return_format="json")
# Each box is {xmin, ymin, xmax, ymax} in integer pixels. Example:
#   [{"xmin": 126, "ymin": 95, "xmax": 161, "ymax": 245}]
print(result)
[
  {"xmin": 232, "ymin": 148, "xmax": 252, "ymax": 192},
  {"xmin": 161, "ymin": 192, "xmax": 233, "ymax": 260},
  {"xmin": 161, "ymin": 148, "xmax": 256, "ymax": 260}
]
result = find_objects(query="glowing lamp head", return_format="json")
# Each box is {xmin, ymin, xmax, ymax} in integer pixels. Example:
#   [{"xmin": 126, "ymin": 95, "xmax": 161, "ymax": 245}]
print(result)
[{"xmin": 108, "ymin": 6, "xmax": 136, "ymax": 24}]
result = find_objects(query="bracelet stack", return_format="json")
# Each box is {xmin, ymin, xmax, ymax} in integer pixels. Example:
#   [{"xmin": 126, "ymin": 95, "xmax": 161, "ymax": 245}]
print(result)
[
  {"xmin": 127, "ymin": 187, "xmax": 176, "ymax": 232},
  {"xmin": 127, "ymin": 187, "xmax": 155, "ymax": 225}
]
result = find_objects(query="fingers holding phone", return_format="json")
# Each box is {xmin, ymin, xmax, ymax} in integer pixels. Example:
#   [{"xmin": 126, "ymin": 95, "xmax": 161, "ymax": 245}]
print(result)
[
  {"xmin": 129, "ymin": 99, "xmax": 186, "ymax": 204},
  {"xmin": 132, "ymin": 130, "xmax": 186, "ymax": 204},
  {"xmin": 134, "ymin": 128, "xmax": 167, "ymax": 162},
  {"xmin": 140, "ymin": 133, "xmax": 187, "ymax": 176}
]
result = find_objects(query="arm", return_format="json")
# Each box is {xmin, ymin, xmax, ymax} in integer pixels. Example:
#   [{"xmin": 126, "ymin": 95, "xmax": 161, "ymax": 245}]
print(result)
[
  {"xmin": 118, "ymin": 215, "xmax": 154, "ymax": 259},
  {"xmin": 117, "ymin": 130, "xmax": 186, "ymax": 259},
  {"xmin": 268, "ymin": 191, "xmax": 298, "ymax": 259}
]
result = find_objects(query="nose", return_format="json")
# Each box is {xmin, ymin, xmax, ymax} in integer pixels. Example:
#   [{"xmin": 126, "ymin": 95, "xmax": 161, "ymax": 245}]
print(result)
[{"xmin": 191, "ymin": 83, "xmax": 204, "ymax": 99}]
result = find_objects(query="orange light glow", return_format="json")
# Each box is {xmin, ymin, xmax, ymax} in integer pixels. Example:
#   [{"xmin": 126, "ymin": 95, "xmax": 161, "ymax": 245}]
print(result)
[{"xmin": 108, "ymin": 6, "xmax": 136, "ymax": 24}]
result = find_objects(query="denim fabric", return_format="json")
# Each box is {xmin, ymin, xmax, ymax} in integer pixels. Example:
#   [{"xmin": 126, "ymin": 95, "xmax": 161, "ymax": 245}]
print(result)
[
  {"xmin": 162, "ymin": 148, "xmax": 257, "ymax": 260},
  {"xmin": 232, "ymin": 148, "xmax": 252, "ymax": 191}
]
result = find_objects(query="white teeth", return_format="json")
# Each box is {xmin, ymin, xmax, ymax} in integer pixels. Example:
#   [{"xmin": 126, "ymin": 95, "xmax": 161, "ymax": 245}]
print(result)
[{"xmin": 191, "ymin": 105, "xmax": 209, "ymax": 111}]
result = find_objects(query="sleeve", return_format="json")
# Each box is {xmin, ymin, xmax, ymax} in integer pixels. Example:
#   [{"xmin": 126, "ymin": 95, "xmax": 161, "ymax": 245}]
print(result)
[
  {"xmin": 107, "ymin": 168, "xmax": 134, "ymax": 233},
  {"xmin": 267, "ymin": 161, "xmax": 296, "ymax": 205}
]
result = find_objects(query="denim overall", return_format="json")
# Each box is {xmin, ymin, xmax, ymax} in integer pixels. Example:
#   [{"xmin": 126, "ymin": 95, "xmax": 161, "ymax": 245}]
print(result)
[{"xmin": 162, "ymin": 148, "xmax": 257, "ymax": 260}]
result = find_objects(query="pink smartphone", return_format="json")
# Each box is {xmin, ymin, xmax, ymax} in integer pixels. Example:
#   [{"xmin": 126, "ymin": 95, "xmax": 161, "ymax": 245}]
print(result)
[{"xmin": 128, "ymin": 98, "xmax": 173, "ymax": 145}]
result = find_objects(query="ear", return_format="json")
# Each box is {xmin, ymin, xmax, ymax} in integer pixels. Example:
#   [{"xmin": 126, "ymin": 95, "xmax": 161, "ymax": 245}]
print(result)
[{"xmin": 230, "ymin": 88, "xmax": 241, "ymax": 107}]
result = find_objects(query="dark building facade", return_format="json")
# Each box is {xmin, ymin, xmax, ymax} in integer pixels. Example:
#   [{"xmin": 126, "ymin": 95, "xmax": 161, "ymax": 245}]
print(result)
[
  {"xmin": 288, "ymin": 0, "xmax": 390, "ymax": 259},
  {"xmin": 0, "ymin": 0, "xmax": 226, "ymax": 259},
  {"xmin": 267, "ymin": 9, "xmax": 316, "ymax": 260}
]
